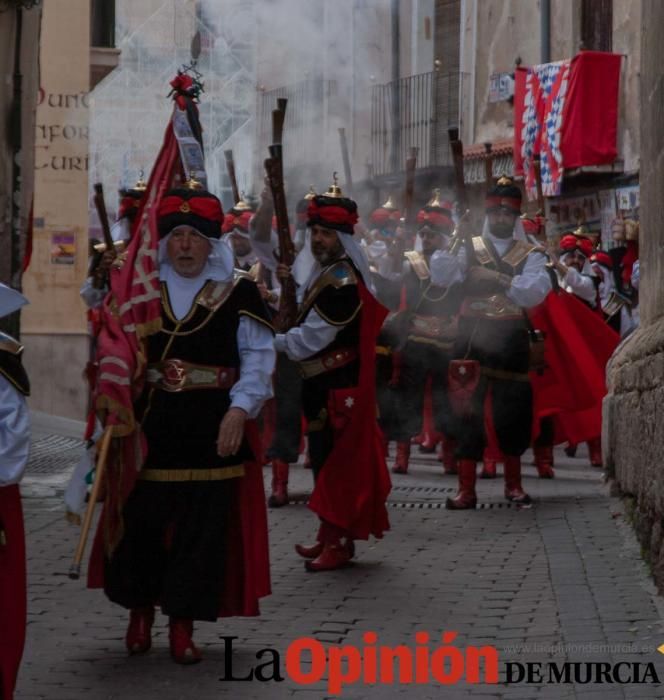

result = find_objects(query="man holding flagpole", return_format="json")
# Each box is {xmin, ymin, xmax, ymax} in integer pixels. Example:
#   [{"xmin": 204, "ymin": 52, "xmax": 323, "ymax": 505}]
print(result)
[{"xmin": 85, "ymin": 74, "xmax": 275, "ymax": 665}]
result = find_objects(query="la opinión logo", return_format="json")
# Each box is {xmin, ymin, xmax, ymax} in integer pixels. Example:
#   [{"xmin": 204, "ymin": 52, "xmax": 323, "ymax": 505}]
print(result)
[
  {"xmin": 220, "ymin": 632, "xmax": 662, "ymax": 695},
  {"xmin": 221, "ymin": 631, "xmax": 499, "ymax": 694}
]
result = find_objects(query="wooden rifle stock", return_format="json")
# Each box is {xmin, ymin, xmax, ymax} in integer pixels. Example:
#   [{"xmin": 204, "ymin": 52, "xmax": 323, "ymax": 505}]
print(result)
[
  {"xmin": 392, "ymin": 147, "xmax": 418, "ymax": 273},
  {"xmin": 91, "ymin": 183, "xmax": 115, "ymax": 288},
  {"xmin": 446, "ymin": 130, "xmax": 476, "ymax": 264},
  {"xmin": 265, "ymin": 145, "xmax": 297, "ymax": 332},
  {"xmin": 338, "ymin": 127, "xmax": 353, "ymax": 196},
  {"xmin": 224, "ymin": 150, "xmax": 240, "ymax": 205}
]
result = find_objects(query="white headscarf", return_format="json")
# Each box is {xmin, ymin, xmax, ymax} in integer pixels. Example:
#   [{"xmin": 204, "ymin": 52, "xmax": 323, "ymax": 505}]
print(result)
[{"xmin": 299, "ymin": 229, "xmax": 376, "ymax": 300}]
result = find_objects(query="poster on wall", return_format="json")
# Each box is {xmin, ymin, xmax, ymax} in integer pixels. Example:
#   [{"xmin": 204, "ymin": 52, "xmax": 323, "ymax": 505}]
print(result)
[
  {"xmin": 544, "ymin": 193, "xmax": 602, "ymax": 239},
  {"xmin": 50, "ymin": 232, "xmax": 76, "ymax": 265}
]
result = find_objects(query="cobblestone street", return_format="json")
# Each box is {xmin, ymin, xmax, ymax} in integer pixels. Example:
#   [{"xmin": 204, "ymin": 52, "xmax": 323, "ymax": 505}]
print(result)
[{"xmin": 15, "ymin": 413, "xmax": 664, "ymax": 699}]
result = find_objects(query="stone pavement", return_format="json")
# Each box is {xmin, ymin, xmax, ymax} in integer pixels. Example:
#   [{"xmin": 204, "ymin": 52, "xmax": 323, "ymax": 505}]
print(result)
[{"xmin": 14, "ymin": 412, "xmax": 664, "ymax": 699}]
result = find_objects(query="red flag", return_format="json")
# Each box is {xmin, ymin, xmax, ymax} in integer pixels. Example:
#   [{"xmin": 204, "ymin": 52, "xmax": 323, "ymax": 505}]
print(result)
[
  {"xmin": 92, "ymin": 77, "xmax": 201, "ymax": 554},
  {"xmin": 514, "ymin": 51, "xmax": 621, "ymax": 199},
  {"xmin": 561, "ymin": 51, "xmax": 622, "ymax": 169}
]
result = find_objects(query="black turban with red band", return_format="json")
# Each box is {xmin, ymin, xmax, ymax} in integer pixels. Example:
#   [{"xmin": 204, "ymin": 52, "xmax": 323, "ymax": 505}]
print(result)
[
  {"xmin": 307, "ymin": 195, "xmax": 359, "ymax": 235},
  {"xmin": 485, "ymin": 179, "xmax": 522, "ymax": 215},
  {"xmin": 157, "ymin": 188, "xmax": 224, "ymax": 239},
  {"xmin": 416, "ymin": 200, "xmax": 454, "ymax": 234}
]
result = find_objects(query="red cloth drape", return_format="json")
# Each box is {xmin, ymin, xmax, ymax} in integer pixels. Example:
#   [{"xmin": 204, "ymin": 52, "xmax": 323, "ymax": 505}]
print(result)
[
  {"xmin": 308, "ymin": 282, "xmax": 391, "ymax": 540},
  {"xmin": 0, "ymin": 485, "xmax": 26, "ymax": 700}
]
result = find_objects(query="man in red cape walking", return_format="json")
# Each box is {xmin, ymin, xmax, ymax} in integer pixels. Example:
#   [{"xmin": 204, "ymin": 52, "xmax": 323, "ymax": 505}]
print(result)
[{"xmin": 275, "ymin": 181, "xmax": 391, "ymax": 572}]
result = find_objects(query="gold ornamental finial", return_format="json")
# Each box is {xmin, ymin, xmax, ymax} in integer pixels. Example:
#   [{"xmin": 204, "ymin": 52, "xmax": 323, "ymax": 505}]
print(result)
[
  {"xmin": 573, "ymin": 224, "xmax": 590, "ymax": 238},
  {"xmin": 496, "ymin": 174, "xmax": 513, "ymax": 187},
  {"xmin": 184, "ymin": 172, "xmax": 204, "ymax": 190},
  {"xmin": 325, "ymin": 171, "xmax": 343, "ymax": 198},
  {"xmin": 304, "ymin": 185, "xmax": 317, "ymax": 201},
  {"xmin": 233, "ymin": 191, "xmax": 253, "ymax": 212},
  {"xmin": 381, "ymin": 194, "xmax": 397, "ymax": 210},
  {"xmin": 428, "ymin": 188, "xmax": 442, "ymax": 208},
  {"xmin": 133, "ymin": 170, "xmax": 147, "ymax": 192}
]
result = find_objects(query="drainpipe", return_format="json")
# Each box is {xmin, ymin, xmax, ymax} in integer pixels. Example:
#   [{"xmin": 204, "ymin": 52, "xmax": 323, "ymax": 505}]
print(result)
[
  {"xmin": 390, "ymin": 0, "xmax": 400, "ymax": 174},
  {"xmin": 541, "ymin": 0, "xmax": 551, "ymax": 63}
]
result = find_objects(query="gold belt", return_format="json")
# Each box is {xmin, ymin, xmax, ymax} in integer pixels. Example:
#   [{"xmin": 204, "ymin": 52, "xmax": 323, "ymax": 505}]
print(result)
[
  {"xmin": 461, "ymin": 295, "xmax": 523, "ymax": 320},
  {"xmin": 146, "ymin": 359, "xmax": 238, "ymax": 393},
  {"xmin": 299, "ymin": 348, "xmax": 358, "ymax": 379},
  {"xmin": 138, "ymin": 465, "xmax": 245, "ymax": 482}
]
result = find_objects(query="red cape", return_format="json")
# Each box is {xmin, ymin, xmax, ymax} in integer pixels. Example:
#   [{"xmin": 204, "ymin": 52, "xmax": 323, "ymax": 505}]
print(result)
[
  {"xmin": 307, "ymin": 282, "xmax": 392, "ymax": 540},
  {"xmin": 0, "ymin": 485, "xmax": 26, "ymax": 700},
  {"xmin": 529, "ymin": 290, "xmax": 619, "ymax": 444},
  {"xmin": 88, "ymin": 420, "xmax": 270, "ymax": 618}
]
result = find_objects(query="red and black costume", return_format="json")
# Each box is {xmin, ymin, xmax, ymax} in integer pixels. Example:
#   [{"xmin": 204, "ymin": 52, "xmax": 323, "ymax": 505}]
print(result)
[
  {"xmin": 385, "ymin": 198, "xmax": 462, "ymax": 475},
  {"xmin": 276, "ymin": 189, "xmax": 390, "ymax": 572}
]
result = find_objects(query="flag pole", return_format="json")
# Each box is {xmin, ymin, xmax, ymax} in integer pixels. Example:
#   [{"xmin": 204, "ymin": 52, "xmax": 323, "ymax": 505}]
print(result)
[{"xmin": 68, "ymin": 426, "xmax": 113, "ymax": 580}]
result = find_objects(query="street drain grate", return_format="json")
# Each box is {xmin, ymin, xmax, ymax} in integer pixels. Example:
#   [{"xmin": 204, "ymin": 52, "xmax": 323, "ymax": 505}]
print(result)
[{"xmin": 27, "ymin": 434, "xmax": 85, "ymax": 475}]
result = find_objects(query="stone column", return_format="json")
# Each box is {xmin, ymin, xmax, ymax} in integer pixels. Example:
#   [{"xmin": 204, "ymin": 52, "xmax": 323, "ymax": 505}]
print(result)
[{"xmin": 604, "ymin": 0, "xmax": 664, "ymax": 585}]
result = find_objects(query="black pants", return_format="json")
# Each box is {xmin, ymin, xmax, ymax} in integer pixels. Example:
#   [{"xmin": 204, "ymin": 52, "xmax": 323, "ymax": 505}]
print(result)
[
  {"xmin": 267, "ymin": 352, "xmax": 303, "ymax": 463},
  {"xmin": 104, "ymin": 480, "xmax": 233, "ymax": 621},
  {"xmin": 391, "ymin": 340, "xmax": 455, "ymax": 443},
  {"xmin": 302, "ymin": 361, "xmax": 359, "ymax": 481},
  {"xmin": 454, "ymin": 317, "xmax": 533, "ymax": 462},
  {"xmin": 376, "ymin": 353, "xmax": 399, "ymax": 439}
]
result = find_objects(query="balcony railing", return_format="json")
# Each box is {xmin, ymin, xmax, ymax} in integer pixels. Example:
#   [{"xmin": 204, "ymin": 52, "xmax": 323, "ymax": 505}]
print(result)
[{"xmin": 371, "ymin": 70, "xmax": 465, "ymax": 177}]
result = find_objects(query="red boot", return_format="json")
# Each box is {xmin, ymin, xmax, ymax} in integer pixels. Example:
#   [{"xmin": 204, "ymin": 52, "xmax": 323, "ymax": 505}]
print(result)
[
  {"xmin": 125, "ymin": 607, "xmax": 154, "ymax": 655},
  {"xmin": 295, "ymin": 523, "xmax": 324, "ymax": 559},
  {"xmin": 445, "ymin": 459, "xmax": 477, "ymax": 510},
  {"xmin": 480, "ymin": 457, "xmax": 497, "ymax": 479},
  {"xmin": 439, "ymin": 438, "xmax": 458, "ymax": 474},
  {"xmin": 534, "ymin": 445, "xmax": 555, "ymax": 478},
  {"xmin": 268, "ymin": 459, "xmax": 289, "ymax": 507},
  {"xmin": 169, "ymin": 618, "xmax": 202, "ymax": 664},
  {"xmin": 305, "ymin": 523, "xmax": 351, "ymax": 572},
  {"xmin": 504, "ymin": 456, "xmax": 531, "ymax": 504},
  {"xmin": 587, "ymin": 437, "xmax": 602, "ymax": 467},
  {"xmin": 392, "ymin": 441, "xmax": 410, "ymax": 474}
]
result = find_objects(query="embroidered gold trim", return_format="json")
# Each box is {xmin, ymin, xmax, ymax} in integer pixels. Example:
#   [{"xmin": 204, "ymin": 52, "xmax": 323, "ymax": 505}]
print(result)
[
  {"xmin": 298, "ymin": 259, "xmax": 358, "ymax": 322},
  {"xmin": 238, "ymin": 309, "xmax": 275, "ymax": 332},
  {"xmin": 404, "ymin": 250, "xmax": 430, "ymax": 280},
  {"xmin": 472, "ymin": 237, "xmax": 493, "ymax": 267},
  {"xmin": 138, "ymin": 465, "xmax": 245, "ymax": 482},
  {"xmin": 312, "ymin": 299, "xmax": 363, "ymax": 327}
]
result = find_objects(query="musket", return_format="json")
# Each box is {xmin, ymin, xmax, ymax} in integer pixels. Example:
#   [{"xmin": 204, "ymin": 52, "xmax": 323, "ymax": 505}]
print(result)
[
  {"xmin": 447, "ymin": 128, "xmax": 475, "ymax": 262},
  {"xmin": 265, "ymin": 97, "xmax": 297, "ymax": 331},
  {"xmin": 338, "ymin": 127, "xmax": 354, "ymax": 197},
  {"xmin": 68, "ymin": 426, "xmax": 113, "ymax": 580},
  {"xmin": 91, "ymin": 183, "xmax": 115, "ymax": 288},
  {"xmin": 224, "ymin": 149, "xmax": 240, "ymax": 205},
  {"xmin": 392, "ymin": 146, "xmax": 418, "ymax": 273},
  {"xmin": 272, "ymin": 98, "xmax": 287, "ymax": 145}
]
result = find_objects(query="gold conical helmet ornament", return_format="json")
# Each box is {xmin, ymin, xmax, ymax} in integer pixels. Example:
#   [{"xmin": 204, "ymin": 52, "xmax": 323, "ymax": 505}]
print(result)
[
  {"xmin": 132, "ymin": 171, "xmax": 147, "ymax": 192},
  {"xmin": 183, "ymin": 172, "xmax": 204, "ymax": 191},
  {"xmin": 325, "ymin": 172, "xmax": 343, "ymax": 198},
  {"xmin": 496, "ymin": 174, "xmax": 514, "ymax": 187},
  {"xmin": 304, "ymin": 184, "xmax": 317, "ymax": 201},
  {"xmin": 427, "ymin": 188, "xmax": 442, "ymax": 208},
  {"xmin": 573, "ymin": 224, "xmax": 590, "ymax": 238},
  {"xmin": 233, "ymin": 192, "xmax": 253, "ymax": 212},
  {"xmin": 381, "ymin": 194, "xmax": 397, "ymax": 210}
]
